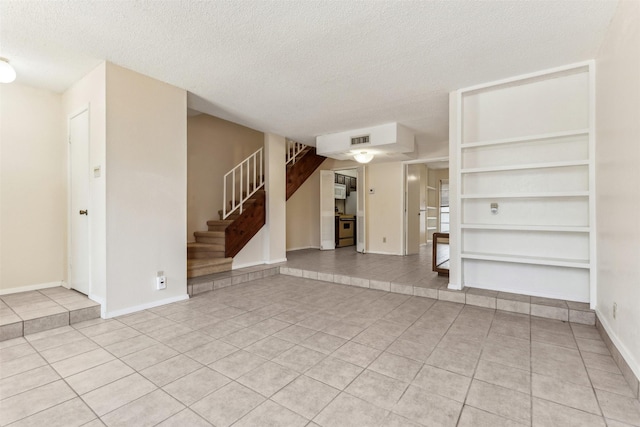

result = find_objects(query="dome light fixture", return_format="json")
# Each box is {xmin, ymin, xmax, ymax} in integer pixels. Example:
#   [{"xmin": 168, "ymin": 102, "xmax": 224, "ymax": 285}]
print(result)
[
  {"xmin": 353, "ymin": 151, "xmax": 374, "ymax": 164},
  {"xmin": 0, "ymin": 58, "xmax": 16, "ymax": 83}
]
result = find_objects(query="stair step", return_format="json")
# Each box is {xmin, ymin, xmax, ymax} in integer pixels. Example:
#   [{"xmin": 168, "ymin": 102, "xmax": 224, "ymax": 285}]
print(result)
[
  {"xmin": 218, "ymin": 211, "xmax": 240, "ymax": 221},
  {"xmin": 187, "ymin": 258, "xmax": 233, "ymax": 278},
  {"xmin": 207, "ymin": 220, "xmax": 234, "ymax": 231},
  {"xmin": 187, "ymin": 242, "xmax": 225, "ymax": 259},
  {"xmin": 194, "ymin": 231, "xmax": 225, "ymax": 244}
]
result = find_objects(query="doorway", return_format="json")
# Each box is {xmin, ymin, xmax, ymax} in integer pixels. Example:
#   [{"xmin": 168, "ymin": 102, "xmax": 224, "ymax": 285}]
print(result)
[{"xmin": 68, "ymin": 109, "xmax": 91, "ymax": 295}]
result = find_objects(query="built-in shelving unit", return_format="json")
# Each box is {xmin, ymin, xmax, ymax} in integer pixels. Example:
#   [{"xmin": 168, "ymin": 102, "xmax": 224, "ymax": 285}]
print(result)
[
  {"xmin": 454, "ymin": 62, "xmax": 595, "ymax": 303},
  {"xmin": 426, "ymin": 177, "xmax": 438, "ymax": 242}
]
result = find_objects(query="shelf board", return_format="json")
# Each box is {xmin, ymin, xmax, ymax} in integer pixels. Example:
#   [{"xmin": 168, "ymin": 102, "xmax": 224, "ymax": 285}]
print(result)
[
  {"xmin": 461, "ymin": 191, "xmax": 589, "ymax": 199},
  {"xmin": 427, "ymin": 217, "xmax": 438, "ymax": 220},
  {"xmin": 427, "ymin": 186, "xmax": 436, "ymax": 191},
  {"xmin": 461, "ymin": 129, "xmax": 589, "ymax": 149},
  {"xmin": 461, "ymin": 160, "xmax": 589, "ymax": 174},
  {"xmin": 461, "ymin": 252, "xmax": 590, "ymax": 269},
  {"xmin": 427, "ymin": 227, "xmax": 437, "ymax": 230},
  {"xmin": 461, "ymin": 224, "xmax": 590, "ymax": 232},
  {"xmin": 426, "ymin": 206, "xmax": 437, "ymax": 210}
]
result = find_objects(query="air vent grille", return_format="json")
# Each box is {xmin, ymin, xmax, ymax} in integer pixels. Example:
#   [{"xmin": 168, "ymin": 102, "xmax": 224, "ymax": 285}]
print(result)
[{"xmin": 351, "ymin": 135, "xmax": 370, "ymax": 145}]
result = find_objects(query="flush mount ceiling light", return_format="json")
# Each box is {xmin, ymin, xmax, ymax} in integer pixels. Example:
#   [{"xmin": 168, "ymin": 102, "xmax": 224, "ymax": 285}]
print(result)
[
  {"xmin": 353, "ymin": 151, "xmax": 374, "ymax": 164},
  {"xmin": 0, "ymin": 58, "xmax": 16, "ymax": 83}
]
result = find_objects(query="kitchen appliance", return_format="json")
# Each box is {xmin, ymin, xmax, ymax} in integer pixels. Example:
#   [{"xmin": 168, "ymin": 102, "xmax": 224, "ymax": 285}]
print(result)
[
  {"xmin": 334, "ymin": 183, "xmax": 346, "ymax": 199},
  {"xmin": 337, "ymin": 215, "xmax": 355, "ymax": 247}
]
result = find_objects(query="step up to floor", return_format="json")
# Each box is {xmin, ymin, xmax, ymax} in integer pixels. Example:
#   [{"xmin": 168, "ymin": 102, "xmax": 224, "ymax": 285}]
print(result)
[
  {"xmin": 187, "ymin": 242, "xmax": 225, "ymax": 259},
  {"xmin": 207, "ymin": 219, "xmax": 234, "ymax": 231},
  {"xmin": 187, "ymin": 258, "xmax": 233, "ymax": 278},
  {"xmin": 194, "ymin": 231, "xmax": 225, "ymax": 245}
]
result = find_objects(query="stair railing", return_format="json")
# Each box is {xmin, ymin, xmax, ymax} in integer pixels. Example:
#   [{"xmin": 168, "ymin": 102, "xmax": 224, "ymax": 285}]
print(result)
[
  {"xmin": 286, "ymin": 139, "xmax": 306, "ymax": 165},
  {"xmin": 223, "ymin": 147, "xmax": 264, "ymax": 219}
]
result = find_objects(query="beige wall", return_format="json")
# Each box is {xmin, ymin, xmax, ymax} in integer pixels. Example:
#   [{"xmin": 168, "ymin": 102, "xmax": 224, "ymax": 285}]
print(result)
[
  {"xmin": 187, "ymin": 115, "xmax": 263, "ymax": 241},
  {"xmin": 366, "ymin": 162, "xmax": 404, "ymax": 255},
  {"xmin": 595, "ymin": 0, "xmax": 640, "ymax": 381},
  {"xmin": 105, "ymin": 63, "xmax": 187, "ymax": 315},
  {"xmin": 286, "ymin": 158, "xmax": 334, "ymax": 251},
  {"xmin": 61, "ymin": 62, "xmax": 107, "ymax": 303},
  {"xmin": 0, "ymin": 83, "xmax": 65, "ymax": 293}
]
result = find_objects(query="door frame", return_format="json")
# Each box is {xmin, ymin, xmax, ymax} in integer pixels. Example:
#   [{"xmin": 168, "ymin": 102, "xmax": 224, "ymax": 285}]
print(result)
[
  {"xmin": 67, "ymin": 105, "xmax": 91, "ymax": 294},
  {"xmin": 332, "ymin": 166, "xmax": 366, "ymax": 253}
]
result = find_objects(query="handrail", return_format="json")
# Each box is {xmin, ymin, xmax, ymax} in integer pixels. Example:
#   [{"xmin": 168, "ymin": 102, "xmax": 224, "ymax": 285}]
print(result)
[
  {"xmin": 286, "ymin": 139, "xmax": 307, "ymax": 165},
  {"xmin": 223, "ymin": 148, "xmax": 264, "ymax": 219}
]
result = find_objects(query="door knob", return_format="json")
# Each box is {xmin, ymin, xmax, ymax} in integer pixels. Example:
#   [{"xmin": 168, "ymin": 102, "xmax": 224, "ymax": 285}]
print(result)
[{"xmin": 79, "ymin": 210, "xmax": 88, "ymax": 215}]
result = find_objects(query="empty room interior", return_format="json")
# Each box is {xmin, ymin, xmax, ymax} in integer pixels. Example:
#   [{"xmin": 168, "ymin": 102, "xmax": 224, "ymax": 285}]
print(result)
[{"xmin": 0, "ymin": 1, "xmax": 639, "ymax": 426}]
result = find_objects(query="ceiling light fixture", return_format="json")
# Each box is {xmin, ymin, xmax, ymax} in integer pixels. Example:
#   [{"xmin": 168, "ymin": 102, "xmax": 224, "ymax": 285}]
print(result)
[
  {"xmin": 354, "ymin": 151, "xmax": 374, "ymax": 164},
  {"xmin": 0, "ymin": 58, "xmax": 16, "ymax": 83}
]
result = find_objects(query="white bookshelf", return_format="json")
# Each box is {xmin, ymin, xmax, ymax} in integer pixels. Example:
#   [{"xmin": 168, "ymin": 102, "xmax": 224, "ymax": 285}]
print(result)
[
  {"xmin": 426, "ymin": 171, "xmax": 438, "ymax": 242},
  {"xmin": 454, "ymin": 62, "xmax": 595, "ymax": 303}
]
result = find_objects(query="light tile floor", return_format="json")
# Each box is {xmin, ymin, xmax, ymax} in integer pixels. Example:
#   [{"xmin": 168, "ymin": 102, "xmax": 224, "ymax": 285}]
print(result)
[{"xmin": 1, "ymin": 274, "xmax": 639, "ymax": 426}]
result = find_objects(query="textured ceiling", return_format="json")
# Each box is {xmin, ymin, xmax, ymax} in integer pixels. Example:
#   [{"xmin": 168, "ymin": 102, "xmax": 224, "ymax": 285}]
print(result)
[{"xmin": 0, "ymin": 1, "xmax": 617, "ymax": 146}]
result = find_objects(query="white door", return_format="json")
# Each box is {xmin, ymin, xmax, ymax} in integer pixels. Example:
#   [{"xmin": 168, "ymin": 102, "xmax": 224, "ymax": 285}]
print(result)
[
  {"xmin": 69, "ymin": 110, "xmax": 90, "ymax": 295},
  {"xmin": 320, "ymin": 170, "xmax": 335, "ymax": 250},
  {"xmin": 356, "ymin": 166, "xmax": 366, "ymax": 253},
  {"xmin": 405, "ymin": 164, "xmax": 420, "ymax": 255}
]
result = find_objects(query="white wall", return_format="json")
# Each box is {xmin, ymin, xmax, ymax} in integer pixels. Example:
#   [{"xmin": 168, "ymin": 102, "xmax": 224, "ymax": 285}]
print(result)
[
  {"xmin": 62, "ymin": 62, "xmax": 107, "ymax": 304},
  {"xmin": 187, "ymin": 115, "xmax": 263, "ymax": 241},
  {"xmin": 105, "ymin": 63, "xmax": 187, "ymax": 315},
  {"xmin": 0, "ymin": 83, "xmax": 66, "ymax": 293},
  {"xmin": 595, "ymin": 0, "xmax": 640, "ymax": 381},
  {"xmin": 263, "ymin": 133, "xmax": 287, "ymax": 263}
]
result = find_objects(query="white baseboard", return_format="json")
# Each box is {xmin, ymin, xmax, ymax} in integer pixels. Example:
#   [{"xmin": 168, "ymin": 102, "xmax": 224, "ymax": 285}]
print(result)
[
  {"xmin": 448, "ymin": 282, "xmax": 463, "ymax": 291},
  {"xmin": 365, "ymin": 250, "xmax": 403, "ymax": 256},
  {"xmin": 596, "ymin": 308, "xmax": 640, "ymax": 382},
  {"xmin": 265, "ymin": 258, "xmax": 287, "ymax": 264},
  {"xmin": 0, "ymin": 281, "xmax": 64, "ymax": 295},
  {"xmin": 286, "ymin": 246, "xmax": 320, "ymax": 252},
  {"xmin": 104, "ymin": 294, "xmax": 189, "ymax": 319},
  {"xmin": 463, "ymin": 282, "xmax": 590, "ymax": 303},
  {"xmin": 232, "ymin": 260, "xmax": 267, "ymax": 270}
]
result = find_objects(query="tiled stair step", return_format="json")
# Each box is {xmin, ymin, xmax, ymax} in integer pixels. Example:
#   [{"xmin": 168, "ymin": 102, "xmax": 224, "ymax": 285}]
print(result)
[
  {"xmin": 187, "ymin": 258, "xmax": 233, "ymax": 278},
  {"xmin": 207, "ymin": 219, "xmax": 234, "ymax": 231},
  {"xmin": 194, "ymin": 231, "xmax": 225, "ymax": 245},
  {"xmin": 187, "ymin": 242, "xmax": 225, "ymax": 259}
]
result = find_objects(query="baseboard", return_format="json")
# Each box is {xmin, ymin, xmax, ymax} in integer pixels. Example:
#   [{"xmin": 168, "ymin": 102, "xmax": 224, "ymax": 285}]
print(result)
[
  {"xmin": 0, "ymin": 281, "xmax": 64, "ymax": 295},
  {"xmin": 462, "ymin": 282, "xmax": 590, "ymax": 303},
  {"xmin": 365, "ymin": 250, "xmax": 403, "ymax": 256},
  {"xmin": 286, "ymin": 246, "xmax": 320, "ymax": 252},
  {"xmin": 232, "ymin": 260, "xmax": 267, "ymax": 270},
  {"xmin": 265, "ymin": 258, "xmax": 287, "ymax": 264},
  {"xmin": 103, "ymin": 294, "xmax": 189, "ymax": 319},
  {"xmin": 595, "ymin": 309, "xmax": 640, "ymax": 398}
]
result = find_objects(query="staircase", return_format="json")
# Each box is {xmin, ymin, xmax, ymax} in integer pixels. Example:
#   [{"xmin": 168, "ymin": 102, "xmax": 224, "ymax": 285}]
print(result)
[{"xmin": 187, "ymin": 141, "xmax": 325, "ymax": 279}]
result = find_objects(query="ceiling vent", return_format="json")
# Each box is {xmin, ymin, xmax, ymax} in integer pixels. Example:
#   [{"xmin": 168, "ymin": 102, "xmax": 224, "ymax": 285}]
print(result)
[{"xmin": 350, "ymin": 135, "xmax": 370, "ymax": 146}]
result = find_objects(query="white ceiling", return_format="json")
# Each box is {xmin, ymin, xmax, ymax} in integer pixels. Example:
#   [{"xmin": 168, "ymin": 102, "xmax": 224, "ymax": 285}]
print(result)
[{"xmin": 0, "ymin": 1, "xmax": 617, "ymax": 146}]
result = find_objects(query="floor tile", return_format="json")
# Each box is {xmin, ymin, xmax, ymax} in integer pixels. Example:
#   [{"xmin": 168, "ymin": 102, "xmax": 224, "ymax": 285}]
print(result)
[
  {"xmin": 412, "ymin": 364, "xmax": 472, "ymax": 402},
  {"xmin": 368, "ymin": 351, "xmax": 422, "ymax": 383},
  {"xmin": 39, "ymin": 338, "xmax": 99, "ymax": 363},
  {"xmin": 532, "ymin": 397, "xmax": 606, "ymax": 427},
  {"xmin": 7, "ymin": 397, "xmax": 96, "ymax": 427},
  {"xmin": 139, "ymin": 354, "xmax": 202, "ymax": 387},
  {"xmin": 532, "ymin": 373, "xmax": 601, "ymax": 415},
  {"xmin": 305, "ymin": 356, "xmax": 363, "ymax": 390},
  {"xmin": 81, "ymin": 373, "xmax": 157, "ymax": 416},
  {"xmin": 0, "ymin": 380, "xmax": 76, "ymax": 425},
  {"xmin": 466, "ymin": 379, "xmax": 531, "ymax": 425},
  {"xmin": 103, "ymin": 334, "xmax": 158, "ymax": 358},
  {"xmin": 191, "ymin": 382, "xmax": 264, "ymax": 427},
  {"xmin": 245, "ymin": 336, "xmax": 295, "ymax": 359},
  {"xmin": 273, "ymin": 345, "xmax": 326, "ymax": 373},
  {"xmin": 234, "ymin": 400, "xmax": 308, "ymax": 427},
  {"xmin": 475, "ymin": 359, "xmax": 530, "ymax": 394},
  {"xmin": 0, "ymin": 353, "xmax": 47, "ymax": 379},
  {"xmin": 184, "ymin": 339, "xmax": 238, "ymax": 365},
  {"xmin": 120, "ymin": 343, "xmax": 179, "ymax": 371},
  {"xmin": 588, "ymin": 368, "xmax": 637, "ymax": 398},
  {"xmin": 0, "ymin": 365, "xmax": 60, "ymax": 400},
  {"xmin": 393, "ymin": 384, "xmax": 463, "ymax": 426},
  {"xmin": 65, "ymin": 359, "xmax": 134, "ymax": 395},
  {"xmin": 272, "ymin": 375, "xmax": 340, "ymax": 419},
  {"xmin": 331, "ymin": 341, "xmax": 381, "ymax": 368},
  {"xmin": 101, "ymin": 389, "xmax": 184, "ymax": 427},
  {"xmin": 162, "ymin": 367, "xmax": 230, "ymax": 406},
  {"xmin": 458, "ymin": 405, "xmax": 527, "ymax": 427},
  {"xmin": 51, "ymin": 348, "xmax": 115, "ymax": 377},
  {"xmin": 155, "ymin": 409, "xmax": 212, "ymax": 427},
  {"xmin": 595, "ymin": 388, "xmax": 640, "ymax": 425},
  {"xmin": 386, "ymin": 337, "xmax": 437, "ymax": 362},
  {"xmin": 210, "ymin": 350, "xmax": 267, "ymax": 379},
  {"xmin": 379, "ymin": 412, "xmax": 423, "ymax": 427},
  {"xmin": 344, "ymin": 369, "xmax": 408, "ymax": 411},
  {"xmin": 314, "ymin": 392, "xmax": 389, "ymax": 427},
  {"xmin": 425, "ymin": 347, "xmax": 478, "ymax": 377},
  {"xmin": 237, "ymin": 360, "xmax": 299, "ymax": 397}
]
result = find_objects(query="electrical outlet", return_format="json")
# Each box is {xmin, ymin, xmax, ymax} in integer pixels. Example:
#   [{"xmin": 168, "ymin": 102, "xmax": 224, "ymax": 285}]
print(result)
[
  {"xmin": 156, "ymin": 271, "xmax": 166, "ymax": 290},
  {"xmin": 613, "ymin": 302, "xmax": 617, "ymax": 319}
]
